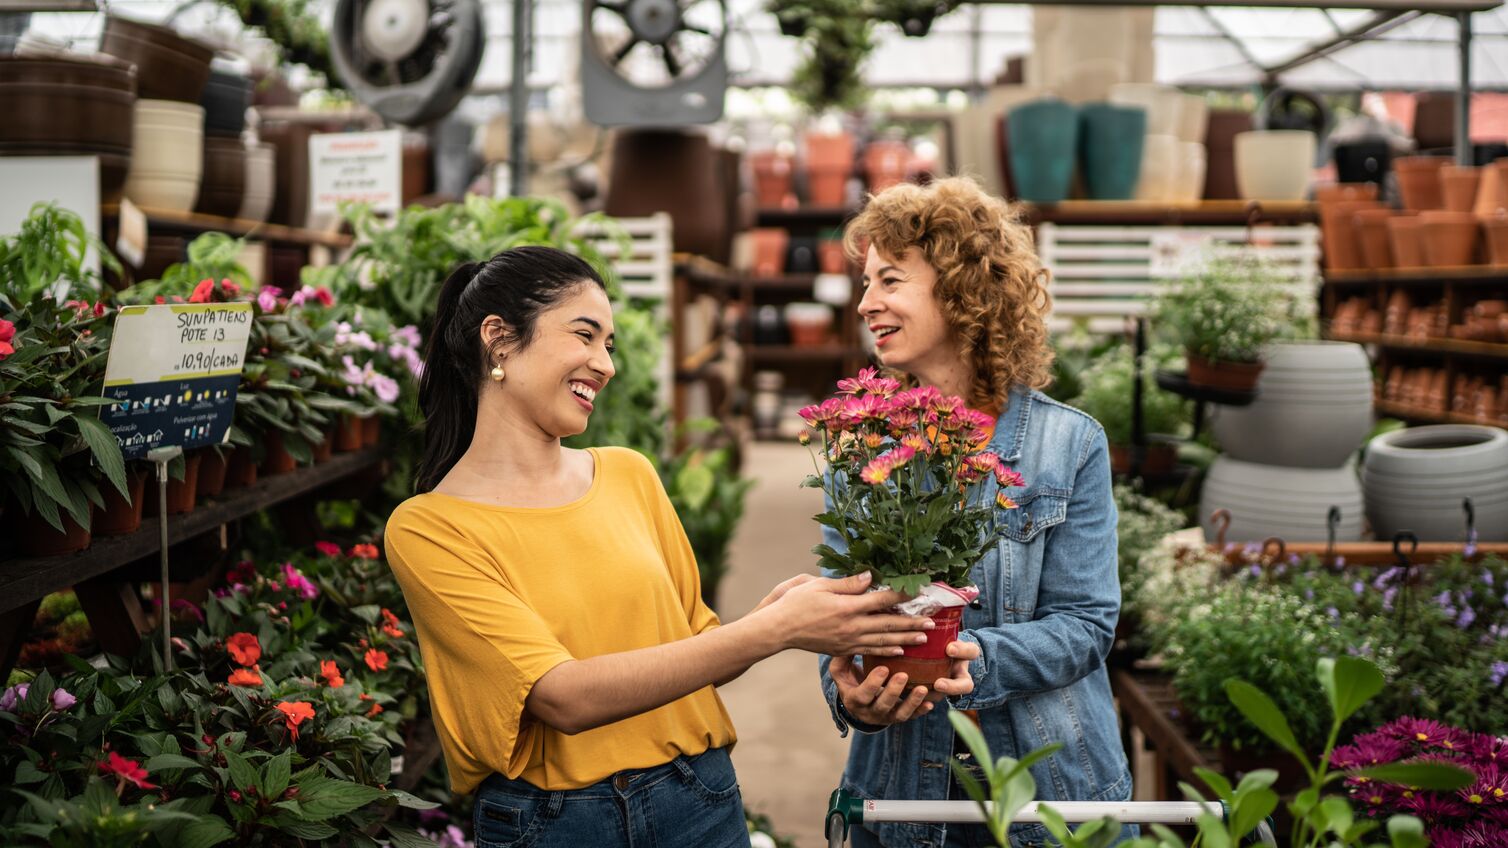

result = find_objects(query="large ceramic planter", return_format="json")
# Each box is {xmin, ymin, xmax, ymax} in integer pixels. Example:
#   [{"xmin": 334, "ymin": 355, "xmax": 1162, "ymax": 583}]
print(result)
[
  {"xmin": 99, "ymin": 15, "xmax": 213, "ymax": 103},
  {"xmin": 1363, "ymin": 425, "xmax": 1508, "ymax": 541},
  {"xmin": 1210, "ymin": 342, "xmax": 1373, "ymax": 468},
  {"xmin": 1394, "ymin": 156, "xmax": 1447, "ymax": 211},
  {"xmin": 1078, "ymin": 102, "xmax": 1145, "ymax": 200},
  {"xmin": 1007, "ymin": 98, "xmax": 1079, "ymax": 204},
  {"xmin": 1135, "ymin": 134, "xmax": 1179, "ymax": 203},
  {"xmin": 199, "ymin": 70, "xmax": 251, "ymax": 137},
  {"xmin": 1187, "ymin": 353, "xmax": 1264, "ymax": 393},
  {"xmin": 1173, "ymin": 141, "xmax": 1206, "ymax": 203},
  {"xmin": 1234, "ymin": 130, "xmax": 1315, "ymax": 201},
  {"xmin": 0, "ymin": 55, "xmax": 136, "ymax": 201},
  {"xmin": 122, "ymin": 99, "xmax": 203, "ymax": 212},
  {"xmin": 1176, "ymin": 93, "xmax": 1207, "ymax": 144},
  {"xmin": 195, "ymin": 136, "xmax": 246, "ymax": 218},
  {"xmin": 1420, "ymin": 210, "xmax": 1480, "ymax": 267},
  {"xmin": 603, "ymin": 129, "xmax": 731, "ymax": 262},
  {"xmin": 1201, "ymin": 456, "xmax": 1365, "ymax": 544}
]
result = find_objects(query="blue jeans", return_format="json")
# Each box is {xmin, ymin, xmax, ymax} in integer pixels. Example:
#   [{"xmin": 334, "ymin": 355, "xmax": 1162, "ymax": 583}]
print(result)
[{"xmin": 472, "ymin": 747, "xmax": 748, "ymax": 848}]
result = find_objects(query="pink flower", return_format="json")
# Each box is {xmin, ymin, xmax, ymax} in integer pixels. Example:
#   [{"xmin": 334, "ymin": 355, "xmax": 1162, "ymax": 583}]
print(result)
[
  {"xmin": 313, "ymin": 287, "xmax": 334, "ymax": 307},
  {"xmin": 315, "ymin": 541, "xmax": 342, "ymax": 558},
  {"xmin": 391, "ymin": 325, "xmax": 422, "ymax": 348},
  {"xmin": 860, "ymin": 446, "xmax": 916, "ymax": 485},
  {"xmin": 189, "ymin": 278, "xmax": 215, "ymax": 303},
  {"xmin": 256, "ymin": 286, "xmax": 282, "ymax": 312},
  {"xmin": 798, "ymin": 397, "xmax": 844, "ymax": 428},
  {"xmin": 0, "ymin": 318, "xmax": 16, "ymax": 360},
  {"xmin": 836, "ymin": 367, "xmax": 880, "ymax": 395},
  {"xmin": 0, "ymin": 682, "xmax": 25, "ymax": 711},
  {"xmin": 51, "ymin": 688, "xmax": 76, "ymax": 711},
  {"xmin": 280, "ymin": 562, "xmax": 319, "ymax": 600},
  {"xmin": 370, "ymin": 373, "xmax": 400, "ymax": 404},
  {"xmin": 900, "ymin": 433, "xmax": 930, "ymax": 455},
  {"xmin": 994, "ymin": 466, "xmax": 1026, "ymax": 489}
]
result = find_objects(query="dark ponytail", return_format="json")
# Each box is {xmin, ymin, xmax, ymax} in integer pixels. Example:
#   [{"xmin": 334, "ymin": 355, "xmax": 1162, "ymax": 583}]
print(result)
[{"xmin": 415, "ymin": 246, "xmax": 606, "ymax": 493}]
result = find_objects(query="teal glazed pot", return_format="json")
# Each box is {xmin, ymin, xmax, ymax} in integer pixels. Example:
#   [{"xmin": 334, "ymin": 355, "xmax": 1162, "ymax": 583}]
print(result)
[
  {"xmin": 1007, "ymin": 98, "xmax": 1079, "ymax": 204},
  {"xmin": 1079, "ymin": 102, "xmax": 1146, "ymax": 200}
]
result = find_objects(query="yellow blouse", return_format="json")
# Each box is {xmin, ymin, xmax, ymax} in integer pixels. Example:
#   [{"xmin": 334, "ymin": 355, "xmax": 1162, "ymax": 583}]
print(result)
[{"xmin": 383, "ymin": 446, "xmax": 736, "ymax": 793}]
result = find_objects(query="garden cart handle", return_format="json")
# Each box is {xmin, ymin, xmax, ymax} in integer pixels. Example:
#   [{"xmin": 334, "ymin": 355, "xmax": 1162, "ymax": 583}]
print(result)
[{"xmin": 825, "ymin": 789, "xmax": 1277, "ymax": 847}]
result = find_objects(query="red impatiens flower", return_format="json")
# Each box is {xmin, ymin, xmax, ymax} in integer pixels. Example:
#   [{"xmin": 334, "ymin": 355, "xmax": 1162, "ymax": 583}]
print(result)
[
  {"xmin": 189, "ymin": 278, "xmax": 215, "ymax": 303},
  {"xmin": 228, "ymin": 666, "xmax": 263, "ymax": 687},
  {"xmin": 220, "ymin": 279, "xmax": 241, "ymax": 297},
  {"xmin": 349, "ymin": 543, "xmax": 379, "ymax": 560},
  {"xmin": 225, "ymin": 632, "xmax": 261, "ymax": 667},
  {"xmin": 364, "ymin": 649, "xmax": 389, "ymax": 672},
  {"xmin": 380, "ymin": 608, "xmax": 404, "ymax": 639},
  {"xmin": 366, "ymin": 702, "xmax": 384, "ymax": 718},
  {"xmin": 226, "ymin": 560, "xmax": 258, "ymax": 586},
  {"xmin": 0, "ymin": 318, "xmax": 16, "ymax": 360},
  {"xmin": 319, "ymin": 660, "xmax": 344, "ymax": 688},
  {"xmin": 276, "ymin": 701, "xmax": 315, "ymax": 741},
  {"xmin": 100, "ymin": 751, "xmax": 157, "ymax": 790},
  {"xmin": 314, "ymin": 541, "xmax": 342, "ymax": 558}
]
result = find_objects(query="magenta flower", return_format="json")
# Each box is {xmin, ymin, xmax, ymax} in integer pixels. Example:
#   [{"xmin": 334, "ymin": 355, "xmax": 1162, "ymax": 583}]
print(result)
[
  {"xmin": 860, "ymin": 446, "xmax": 915, "ymax": 485},
  {"xmin": 392, "ymin": 325, "xmax": 422, "ymax": 348},
  {"xmin": 1387, "ymin": 717, "xmax": 1460, "ymax": 749},
  {"xmin": 281, "ymin": 562, "xmax": 319, "ymax": 601},
  {"xmin": 256, "ymin": 286, "xmax": 282, "ymax": 312},
  {"xmin": 798, "ymin": 397, "xmax": 844, "ymax": 428},
  {"xmin": 994, "ymin": 466, "xmax": 1026, "ymax": 488},
  {"xmin": 0, "ymin": 683, "xmax": 27, "ymax": 712}
]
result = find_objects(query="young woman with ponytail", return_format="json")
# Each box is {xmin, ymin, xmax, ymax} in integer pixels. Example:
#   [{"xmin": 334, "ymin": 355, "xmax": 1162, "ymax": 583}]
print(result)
[{"xmin": 384, "ymin": 246, "xmax": 957, "ymax": 847}]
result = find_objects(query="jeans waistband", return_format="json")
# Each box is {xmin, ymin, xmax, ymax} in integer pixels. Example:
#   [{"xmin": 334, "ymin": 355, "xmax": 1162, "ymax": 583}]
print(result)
[{"xmin": 478, "ymin": 747, "xmax": 726, "ymax": 802}]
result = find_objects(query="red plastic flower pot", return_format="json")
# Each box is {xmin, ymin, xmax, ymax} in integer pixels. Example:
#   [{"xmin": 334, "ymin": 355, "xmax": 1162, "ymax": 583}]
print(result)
[
  {"xmin": 93, "ymin": 467, "xmax": 147, "ymax": 536},
  {"xmin": 860, "ymin": 604, "xmax": 964, "ymax": 694}
]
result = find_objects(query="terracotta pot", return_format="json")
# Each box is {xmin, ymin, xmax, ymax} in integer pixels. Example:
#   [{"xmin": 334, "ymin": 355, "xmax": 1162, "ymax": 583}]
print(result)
[
  {"xmin": 195, "ymin": 136, "xmax": 246, "ymax": 218},
  {"xmin": 858, "ymin": 604, "xmax": 964, "ymax": 694},
  {"xmin": 93, "ymin": 467, "xmax": 147, "ymax": 536},
  {"xmin": 1353, "ymin": 208, "xmax": 1396, "ymax": 269},
  {"xmin": 1386, "ymin": 215, "xmax": 1426, "ymax": 269},
  {"xmin": 5, "ymin": 505, "xmax": 92, "ymax": 556},
  {"xmin": 1440, "ymin": 165, "xmax": 1481, "ymax": 213},
  {"xmin": 863, "ymin": 140, "xmax": 913, "ymax": 193},
  {"xmin": 225, "ymin": 446, "xmax": 258, "ymax": 489},
  {"xmin": 818, "ymin": 240, "xmax": 847, "ymax": 274},
  {"xmin": 143, "ymin": 450, "xmax": 202, "ymax": 516},
  {"xmin": 362, "ymin": 415, "xmax": 381, "ymax": 447},
  {"xmin": 261, "ymin": 430, "xmax": 297, "ymax": 476},
  {"xmin": 1187, "ymin": 353, "xmax": 1264, "ymax": 393},
  {"xmin": 1485, "ymin": 215, "xmax": 1508, "ymax": 267},
  {"xmin": 1420, "ymin": 210, "xmax": 1481, "ymax": 267},
  {"xmin": 749, "ymin": 228, "xmax": 790, "ymax": 277},
  {"xmin": 99, "ymin": 15, "xmax": 213, "ymax": 104},
  {"xmin": 1109, "ymin": 442, "xmax": 1178, "ymax": 477},
  {"xmin": 749, "ymin": 150, "xmax": 795, "ymax": 210},
  {"xmin": 312, "ymin": 430, "xmax": 334, "ymax": 464},
  {"xmin": 805, "ymin": 131, "xmax": 855, "ymax": 170},
  {"xmin": 1319, "ymin": 198, "xmax": 1379, "ymax": 271},
  {"xmin": 335, "ymin": 414, "xmax": 365, "ymax": 452},
  {"xmin": 197, "ymin": 447, "xmax": 228, "ymax": 499},
  {"xmin": 1315, "ymin": 182, "xmax": 1378, "ymax": 204},
  {"xmin": 806, "ymin": 166, "xmax": 849, "ymax": 207},
  {"xmin": 1394, "ymin": 156, "xmax": 1447, "ymax": 211}
]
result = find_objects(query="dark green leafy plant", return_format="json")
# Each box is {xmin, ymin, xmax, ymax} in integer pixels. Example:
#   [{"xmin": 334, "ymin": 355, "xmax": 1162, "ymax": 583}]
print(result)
[
  {"xmin": 1069, "ymin": 347, "xmax": 1189, "ymax": 447},
  {"xmin": 0, "ymin": 202, "xmax": 119, "ymax": 304},
  {"xmin": 660, "ymin": 419, "xmax": 754, "ymax": 611}
]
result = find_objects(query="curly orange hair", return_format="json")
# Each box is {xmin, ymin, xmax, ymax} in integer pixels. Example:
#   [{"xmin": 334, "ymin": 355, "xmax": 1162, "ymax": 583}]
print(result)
[{"xmin": 843, "ymin": 177, "xmax": 1054, "ymax": 410}]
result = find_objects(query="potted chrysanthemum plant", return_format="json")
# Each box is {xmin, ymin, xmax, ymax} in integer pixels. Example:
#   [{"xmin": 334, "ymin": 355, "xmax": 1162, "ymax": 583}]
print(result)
[{"xmin": 799, "ymin": 368, "xmax": 1023, "ymax": 690}]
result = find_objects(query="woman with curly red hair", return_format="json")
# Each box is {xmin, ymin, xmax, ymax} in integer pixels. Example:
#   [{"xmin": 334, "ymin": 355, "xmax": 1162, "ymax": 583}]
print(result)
[{"xmin": 816, "ymin": 178, "xmax": 1135, "ymax": 847}]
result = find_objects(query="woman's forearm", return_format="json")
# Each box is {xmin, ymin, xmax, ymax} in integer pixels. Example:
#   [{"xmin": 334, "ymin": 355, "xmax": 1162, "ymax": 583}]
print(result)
[{"xmin": 526, "ymin": 610, "xmax": 782, "ymax": 734}]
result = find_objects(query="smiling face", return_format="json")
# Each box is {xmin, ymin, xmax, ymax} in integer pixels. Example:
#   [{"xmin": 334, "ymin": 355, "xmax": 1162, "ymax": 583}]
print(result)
[
  {"xmin": 858, "ymin": 244, "xmax": 956, "ymax": 377},
  {"xmin": 486, "ymin": 282, "xmax": 616, "ymax": 439}
]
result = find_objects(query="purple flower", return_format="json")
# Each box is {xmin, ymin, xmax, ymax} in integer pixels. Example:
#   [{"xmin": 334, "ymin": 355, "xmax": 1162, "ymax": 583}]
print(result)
[
  {"xmin": 1457, "ymin": 607, "xmax": 1477, "ymax": 629},
  {"xmin": 1335, "ymin": 555, "xmax": 1346, "ymax": 567},
  {"xmin": 256, "ymin": 286, "xmax": 281, "ymax": 312},
  {"xmin": 1484, "ymin": 570, "xmax": 1495, "ymax": 587},
  {"xmin": 1491, "ymin": 661, "xmax": 1508, "ymax": 688},
  {"xmin": 1352, "ymin": 580, "xmax": 1366, "ymax": 596},
  {"xmin": 50, "ymin": 688, "xmax": 76, "ymax": 710},
  {"xmin": 1327, "ymin": 606, "xmax": 1341, "ymax": 620},
  {"xmin": 1248, "ymin": 564, "xmax": 1262, "ymax": 578},
  {"xmin": 1383, "ymin": 586, "xmax": 1398, "ymax": 611},
  {"xmin": 1435, "ymin": 590, "xmax": 1454, "ymax": 608},
  {"xmin": 0, "ymin": 682, "xmax": 28, "ymax": 712},
  {"xmin": 1464, "ymin": 528, "xmax": 1478, "ymax": 559},
  {"xmin": 1305, "ymin": 588, "xmax": 1316, "ymax": 601},
  {"xmin": 392, "ymin": 325, "xmax": 422, "ymax": 348}
]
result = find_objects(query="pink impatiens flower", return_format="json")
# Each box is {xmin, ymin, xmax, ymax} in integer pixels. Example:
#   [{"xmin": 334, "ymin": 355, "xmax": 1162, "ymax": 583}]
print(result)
[{"xmin": 256, "ymin": 286, "xmax": 282, "ymax": 312}]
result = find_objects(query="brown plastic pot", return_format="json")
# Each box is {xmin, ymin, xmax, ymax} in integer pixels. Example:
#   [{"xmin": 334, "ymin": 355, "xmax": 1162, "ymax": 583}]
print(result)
[
  {"xmin": 1420, "ymin": 210, "xmax": 1481, "ymax": 267},
  {"xmin": 261, "ymin": 430, "xmax": 297, "ymax": 476},
  {"xmin": 1202, "ymin": 109, "xmax": 1254, "ymax": 200},
  {"xmin": 195, "ymin": 136, "xmax": 246, "ymax": 218},
  {"xmin": 312, "ymin": 429, "xmax": 334, "ymax": 464},
  {"xmin": 143, "ymin": 450, "xmax": 202, "ymax": 516},
  {"xmin": 1440, "ymin": 165, "xmax": 1480, "ymax": 213},
  {"xmin": 335, "ymin": 414, "xmax": 364, "ymax": 452},
  {"xmin": 1394, "ymin": 156, "xmax": 1447, "ymax": 211},
  {"xmin": 1486, "ymin": 215, "xmax": 1508, "ymax": 268},
  {"xmin": 99, "ymin": 15, "xmax": 213, "ymax": 104},
  {"xmin": 5, "ymin": 504, "xmax": 92, "ymax": 556},
  {"xmin": 196, "ymin": 447, "xmax": 228, "ymax": 499},
  {"xmin": 1353, "ymin": 208, "xmax": 1396, "ymax": 269},
  {"xmin": 1187, "ymin": 353, "xmax": 1264, "ymax": 392},
  {"xmin": 362, "ymin": 415, "xmax": 381, "ymax": 447},
  {"xmin": 1110, "ymin": 442, "xmax": 1178, "ymax": 477},
  {"xmin": 224, "ymin": 446, "xmax": 258, "ymax": 489},
  {"xmin": 1386, "ymin": 215, "xmax": 1426, "ymax": 269},
  {"xmin": 92, "ymin": 467, "xmax": 147, "ymax": 536}
]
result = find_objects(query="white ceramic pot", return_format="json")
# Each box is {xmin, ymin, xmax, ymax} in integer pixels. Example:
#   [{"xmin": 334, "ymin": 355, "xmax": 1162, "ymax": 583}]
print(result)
[
  {"xmin": 1175, "ymin": 141, "xmax": 1206, "ymax": 202},
  {"xmin": 1235, "ymin": 130, "xmax": 1316, "ymax": 201},
  {"xmin": 1109, "ymin": 83, "xmax": 1184, "ymax": 138},
  {"xmin": 123, "ymin": 100, "xmax": 203, "ymax": 213},
  {"xmin": 1363, "ymin": 425, "xmax": 1508, "ymax": 541},
  {"xmin": 237, "ymin": 142, "xmax": 276, "ymax": 223},
  {"xmin": 1212, "ymin": 342, "xmax": 1375, "ymax": 468},
  {"xmin": 1136, "ymin": 133, "xmax": 1179, "ymax": 202},
  {"xmin": 1177, "ymin": 94, "xmax": 1208, "ymax": 145},
  {"xmin": 1202, "ymin": 455, "xmax": 1365, "ymax": 543}
]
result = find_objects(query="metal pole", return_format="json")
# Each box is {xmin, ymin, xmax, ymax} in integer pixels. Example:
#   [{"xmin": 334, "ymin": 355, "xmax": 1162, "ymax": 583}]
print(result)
[
  {"xmin": 856, "ymin": 799, "xmax": 1227, "ymax": 825},
  {"xmin": 509, "ymin": 0, "xmax": 534, "ymax": 197},
  {"xmin": 1455, "ymin": 11, "xmax": 1472, "ymax": 165}
]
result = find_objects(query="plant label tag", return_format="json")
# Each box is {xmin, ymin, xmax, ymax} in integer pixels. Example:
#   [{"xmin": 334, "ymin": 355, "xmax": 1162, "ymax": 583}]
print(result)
[
  {"xmin": 308, "ymin": 129, "xmax": 403, "ymax": 218},
  {"xmin": 116, "ymin": 197, "xmax": 147, "ymax": 269},
  {"xmin": 99, "ymin": 302, "xmax": 254, "ymax": 459}
]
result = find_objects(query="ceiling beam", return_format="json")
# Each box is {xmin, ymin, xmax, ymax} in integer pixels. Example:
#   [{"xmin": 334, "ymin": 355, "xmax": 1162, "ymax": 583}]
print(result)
[
  {"xmin": 1197, "ymin": 7, "xmax": 1268, "ymax": 74},
  {"xmin": 1261, "ymin": 9, "xmax": 1416, "ymax": 79}
]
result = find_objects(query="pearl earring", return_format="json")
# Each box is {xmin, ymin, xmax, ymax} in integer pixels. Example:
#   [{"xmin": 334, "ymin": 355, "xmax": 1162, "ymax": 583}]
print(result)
[{"xmin": 490, "ymin": 364, "xmax": 505, "ymax": 382}]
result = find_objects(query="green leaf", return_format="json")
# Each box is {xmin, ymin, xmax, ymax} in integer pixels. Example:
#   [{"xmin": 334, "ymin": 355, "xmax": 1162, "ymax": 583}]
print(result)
[
  {"xmin": 385, "ymin": 789, "xmax": 440, "ymax": 810},
  {"xmin": 1317, "ymin": 656, "xmax": 1384, "ymax": 726},
  {"xmin": 1386, "ymin": 814, "xmax": 1428, "ymax": 848},
  {"xmin": 13, "ymin": 761, "xmax": 47, "ymax": 785},
  {"xmin": 222, "ymin": 748, "xmax": 259, "ymax": 793},
  {"xmin": 383, "ymin": 822, "xmax": 444, "ymax": 848},
  {"xmin": 143, "ymin": 754, "xmax": 202, "ymax": 773},
  {"xmin": 1223, "ymin": 679, "xmax": 1307, "ymax": 766},
  {"xmin": 1230, "ymin": 787, "xmax": 1278, "ymax": 840},
  {"xmin": 1350, "ymin": 762, "xmax": 1475, "ymax": 790},
  {"xmin": 1319, "ymin": 796, "xmax": 1353, "ymax": 836},
  {"xmin": 293, "ymin": 776, "xmax": 387, "ymax": 821},
  {"xmin": 268, "ymin": 814, "xmax": 338, "ymax": 839},
  {"xmin": 1194, "ymin": 815, "xmax": 1232, "ymax": 848},
  {"xmin": 260, "ymin": 750, "xmax": 291, "ymax": 800},
  {"xmin": 1192, "ymin": 767, "xmax": 1232, "ymax": 802},
  {"xmin": 73, "ymin": 413, "xmax": 129, "ymax": 498},
  {"xmin": 160, "ymin": 815, "xmax": 235, "ymax": 848}
]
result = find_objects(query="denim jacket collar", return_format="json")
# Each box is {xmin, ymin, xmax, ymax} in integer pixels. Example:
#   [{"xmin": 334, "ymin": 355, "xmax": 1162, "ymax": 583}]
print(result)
[{"xmin": 990, "ymin": 386, "xmax": 1033, "ymax": 463}]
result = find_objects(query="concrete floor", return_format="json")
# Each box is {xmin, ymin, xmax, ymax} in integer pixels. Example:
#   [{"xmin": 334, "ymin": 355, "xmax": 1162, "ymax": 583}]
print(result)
[{"xmin": 718, "ymin": 442, "xmax": 851, "ymax": 848}]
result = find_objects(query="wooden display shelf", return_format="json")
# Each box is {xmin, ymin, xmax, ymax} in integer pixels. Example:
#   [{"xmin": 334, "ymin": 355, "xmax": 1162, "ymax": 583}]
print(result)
[
  {"xmin": 678, "ymin": 260, "xmax": 829, "ymax": 294},
  {"xmin": 1324, "ymin": 266, "xmax": 1508, "ymax": 287},
  {"xmin": 0, "ymin": 448, "xmax": 383, "ymax": 613},
  {"xmin": 747, "ymin": 344, "xmax": 853, "ymax": 362},
  {"xmin": 753, "ymin": 207, "xmax": 857, "ymax": 229},
  {"xmin": 1326, "ymin": 330, "xmax": 1508, "ymax": 360},
  {"xmin": 1112, "ymin": 668, "xmax": 1219, "ymax": 799},
  {"xmin": 1375, "ymin": 399, "xmax": 1507, "ymax": 427},
  {"xmin": 1024, "ymin": 200, "xmax": 1318, "ymax": 227},
  {"xmin": 101, "ymin": 204, "xmax": 353, "ymax": 249}
]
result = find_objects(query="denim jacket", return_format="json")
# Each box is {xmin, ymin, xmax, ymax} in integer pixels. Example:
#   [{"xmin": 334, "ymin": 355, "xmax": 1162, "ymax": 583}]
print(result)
[{"xmin": 817, "ymin": 388, "xmax": 1133, "ymax": 848}]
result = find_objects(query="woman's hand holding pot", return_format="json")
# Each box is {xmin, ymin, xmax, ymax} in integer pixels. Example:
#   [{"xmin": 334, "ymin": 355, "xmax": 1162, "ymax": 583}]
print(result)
[
  {"xmin": 830, "ymin": 639, "xmax": 980, "ymax": 726},
  {"xmin": 760, "ymin": 571, "xmax": 935, "ymax": 657}
]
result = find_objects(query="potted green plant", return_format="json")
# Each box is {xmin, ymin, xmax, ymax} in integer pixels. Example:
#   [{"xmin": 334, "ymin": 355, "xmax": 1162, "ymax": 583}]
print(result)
[
  {"xmin": 1151, "ymin": 255, "xmax": 1303, "ymax": 392},
  {"xmin": 233, "ymin": 286, "xmax": 341, "ymax": 477},
  {"xmin": 1069, "ymin": 346, "xmax": 1190, "ymax": 476},
  {"xmin": 660, "ymin": 419, "xmax": 754, "ymax": 612}
]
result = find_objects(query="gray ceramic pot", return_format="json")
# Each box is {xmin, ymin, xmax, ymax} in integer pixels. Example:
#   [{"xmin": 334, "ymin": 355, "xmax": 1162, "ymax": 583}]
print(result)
[
  {"xmin": 1212, "ymin": 341, "xmax": 1374, "ymax": 468},
  {"xmin": 1201, "ymin": 455, "xmax": 1364, "ymax": 543},
  {"xmin": 1362, "ymin": 425, "xmax": 1508, "ymax": 541}
]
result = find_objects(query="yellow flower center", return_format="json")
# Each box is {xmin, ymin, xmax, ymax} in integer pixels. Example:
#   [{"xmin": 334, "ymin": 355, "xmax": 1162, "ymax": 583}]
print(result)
[
  {"xmin": 1416, "ymin": 732, "xmax": 1428, "ymax": 741},
  {"xmin": 1495, "ymin": 788, "xmax": 1506, "ymax": 798},
  {"xmin": 1403, "ymin": 791, "xmax": 1414, "ymax": 799},
  {"xmin": 1443, "ymin": 740, "xmax": 1454, "ymax": 749},
  {"xmin": 1369, "ymin": 796, "xmax": 1383, "ymax": 804},
  {"xmin": 1469, "ymin": 794, "xmax": 1483, "ymax": 804}
]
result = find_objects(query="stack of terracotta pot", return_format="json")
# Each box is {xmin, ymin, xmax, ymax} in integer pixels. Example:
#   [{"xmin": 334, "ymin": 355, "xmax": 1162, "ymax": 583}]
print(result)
[
  {"xmin": 1449, "ymin": 298, "xmax": 1508, "ymax": 342},
  {"xmin": 103, "ymin": 15, "xmax": 214, "ymax": 213},
  {"xmin": 1382, "ymin": 365, "xmax": 1450, "ymax": 413},
  {"xmin": 1330, "ymin": 296, "xmax": 1382, "ymax": 335},
  {"xmin": 1450, "ymin": 373, "xmax": 1508, "ymax": 423},
  {"xmin": 1316, "ymin": 182, "xmax": 1380, "ymax": 272},
  {"xmin": 1385, "ymin": 156, "xmax": 1508, "ymax": 268}
]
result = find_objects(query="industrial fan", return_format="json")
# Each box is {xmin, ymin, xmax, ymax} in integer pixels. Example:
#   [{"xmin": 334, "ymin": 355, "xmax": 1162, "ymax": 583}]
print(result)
[
  {"xmin": 329, "ymin": 0, "xmax": 485, "ymax": 126},
  {"xmin": 581, "ymin": 0, "xmax": 727, "ymax": 126}
]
